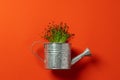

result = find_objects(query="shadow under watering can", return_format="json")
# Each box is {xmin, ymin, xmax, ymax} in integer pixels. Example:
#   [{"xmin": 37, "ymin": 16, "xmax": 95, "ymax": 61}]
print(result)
[{"xmin": 32, "ymin": 41, "xmax": 91, "ymax": 70}]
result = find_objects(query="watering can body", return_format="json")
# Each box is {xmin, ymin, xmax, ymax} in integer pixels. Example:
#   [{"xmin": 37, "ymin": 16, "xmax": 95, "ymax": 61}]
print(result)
[{"xmin": 32, "ymin": 42, "xmax": 91, "ymax": 69}]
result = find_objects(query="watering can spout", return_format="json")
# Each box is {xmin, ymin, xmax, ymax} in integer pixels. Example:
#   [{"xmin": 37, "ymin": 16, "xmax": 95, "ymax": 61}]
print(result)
[{"xmin": 71, "ymin": 48, "xmax": 91, "ymax": 65}]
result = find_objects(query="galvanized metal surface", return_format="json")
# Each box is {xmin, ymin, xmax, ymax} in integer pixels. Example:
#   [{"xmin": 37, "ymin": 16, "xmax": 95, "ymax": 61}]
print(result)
[
  {"xmin": 44, "ymin": 43, "xmax": 71, "ymax": 69},
  {"xmin": 32, "ymin": 41, "xmax": 91, "ymax": 70}
]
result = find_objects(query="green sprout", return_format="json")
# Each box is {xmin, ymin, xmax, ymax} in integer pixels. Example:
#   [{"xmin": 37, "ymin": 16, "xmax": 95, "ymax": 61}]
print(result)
[{"xmin": 43, "ymin": 22, "xmax": 74, "ymax": 43}]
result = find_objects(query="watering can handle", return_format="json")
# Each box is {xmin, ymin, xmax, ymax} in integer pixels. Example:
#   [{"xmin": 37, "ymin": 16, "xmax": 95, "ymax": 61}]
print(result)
[{"xmin": 31, "ymin": 41, "xmax": 44, "ymax": 62}]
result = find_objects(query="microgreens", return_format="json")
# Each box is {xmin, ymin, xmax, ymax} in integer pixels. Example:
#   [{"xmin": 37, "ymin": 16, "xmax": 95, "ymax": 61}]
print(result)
[{"xmin": 43, "ymin": 22, "xmax": 74, "ymax": 43}]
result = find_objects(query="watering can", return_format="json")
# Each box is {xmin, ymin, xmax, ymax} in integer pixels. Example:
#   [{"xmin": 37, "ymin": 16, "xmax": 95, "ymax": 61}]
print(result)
[{"xmin": 32, "ymin": 41, "xmax": 91, "ymax": 69}]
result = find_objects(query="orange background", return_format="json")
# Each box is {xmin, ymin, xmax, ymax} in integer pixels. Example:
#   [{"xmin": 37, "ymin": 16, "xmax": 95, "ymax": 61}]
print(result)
[{"xmin": 0, "ymin": 0, "xmax": 120, "ymax": 80}]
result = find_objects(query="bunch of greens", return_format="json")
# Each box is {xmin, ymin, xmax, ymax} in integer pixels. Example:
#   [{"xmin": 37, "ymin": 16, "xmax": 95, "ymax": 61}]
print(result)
[{"xmin": 43, "ymin": 22, "xmax": 74, "ymax": 43}]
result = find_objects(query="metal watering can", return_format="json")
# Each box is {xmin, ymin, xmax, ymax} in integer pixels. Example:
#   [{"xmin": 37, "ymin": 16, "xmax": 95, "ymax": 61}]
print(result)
[{"xmin": 32, "ymin": 41, "xmax": 91, "ymax": 69}]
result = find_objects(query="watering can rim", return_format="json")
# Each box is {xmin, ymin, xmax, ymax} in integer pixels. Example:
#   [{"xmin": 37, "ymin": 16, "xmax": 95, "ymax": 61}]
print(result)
[{"xmin": 44, "ymin": 42, "xmax": 71, "ymax": 45}]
